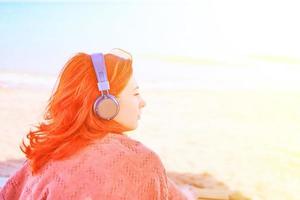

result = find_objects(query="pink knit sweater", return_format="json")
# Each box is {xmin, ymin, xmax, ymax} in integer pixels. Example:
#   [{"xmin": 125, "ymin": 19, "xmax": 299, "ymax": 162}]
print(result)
[{"xmin": 0, "ymin": 132, "xmax": 187, "ymax": 200}]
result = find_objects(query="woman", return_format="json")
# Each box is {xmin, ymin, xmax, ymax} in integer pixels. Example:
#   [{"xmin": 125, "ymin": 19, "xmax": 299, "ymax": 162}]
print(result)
[{"xmin": 0, "ymin": 49, "xmax": 196, "ymax": 199}]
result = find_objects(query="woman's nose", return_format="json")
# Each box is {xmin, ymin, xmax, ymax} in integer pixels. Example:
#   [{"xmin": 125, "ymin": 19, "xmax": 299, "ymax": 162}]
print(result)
[{"xmin": 140, "ymin": 98, "xmax": 146, "ymax": 108}]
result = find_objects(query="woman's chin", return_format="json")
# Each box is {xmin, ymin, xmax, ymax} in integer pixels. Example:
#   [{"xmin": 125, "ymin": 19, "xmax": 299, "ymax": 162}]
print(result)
[{"xmin": 126, "ymin": 122, "xmax": 138, "ymax": 131}]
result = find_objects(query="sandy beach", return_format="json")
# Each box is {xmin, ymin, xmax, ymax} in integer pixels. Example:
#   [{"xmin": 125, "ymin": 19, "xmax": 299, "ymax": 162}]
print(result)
[{"xmin": 0, "ymin": 86, "xmax": 299, "ymax": 200}]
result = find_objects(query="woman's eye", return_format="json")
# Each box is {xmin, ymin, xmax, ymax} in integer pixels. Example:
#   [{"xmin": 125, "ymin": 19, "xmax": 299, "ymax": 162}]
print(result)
[{"xmin": 134, "ymin": 93, "xmax": 140, "ymax": 96}]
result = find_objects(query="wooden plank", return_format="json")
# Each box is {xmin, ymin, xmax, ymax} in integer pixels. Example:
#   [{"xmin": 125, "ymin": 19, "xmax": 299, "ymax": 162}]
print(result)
[{"xmin": 195, "ymin": 188, "xmax": 230, "ymax": 200}]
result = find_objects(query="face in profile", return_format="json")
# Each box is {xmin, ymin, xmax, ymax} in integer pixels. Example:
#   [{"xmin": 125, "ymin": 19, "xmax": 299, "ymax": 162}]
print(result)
[{"xmin": 113, "ymin": 75, "xmax": 146, "ymax": 130}]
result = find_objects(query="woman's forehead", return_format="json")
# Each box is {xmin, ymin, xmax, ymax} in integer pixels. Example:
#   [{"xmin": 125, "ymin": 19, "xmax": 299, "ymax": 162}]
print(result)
[
  {"xmin": 129, "ymin": 76, "xmax": 139, "ymax": 90},
  {"xmin": 122, "ymin": 76, "xmax": 139, "ymax": 94}
]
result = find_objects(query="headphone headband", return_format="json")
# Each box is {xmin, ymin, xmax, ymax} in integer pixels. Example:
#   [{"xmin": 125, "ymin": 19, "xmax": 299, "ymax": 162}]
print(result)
[
  {"xmin": 90, "ymin": 52, "xmax": 120, "ymax": 120},
  {"xmin": 90, "ymin": 53, "xmax": 110, "ymax": 91}
]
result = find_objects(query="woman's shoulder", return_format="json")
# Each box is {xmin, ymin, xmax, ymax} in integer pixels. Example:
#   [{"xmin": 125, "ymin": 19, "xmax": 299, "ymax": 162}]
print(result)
[
  {"xmin": 90, "ymin": 132, "xmax": 155, "ymax": 156},
  {"xmin": 49, "ymin": 132, "xmax": 164, "ymax": 175},
  {"xmin": 87, "ymin": 132, "xmax": 164, "ymax": 168}
]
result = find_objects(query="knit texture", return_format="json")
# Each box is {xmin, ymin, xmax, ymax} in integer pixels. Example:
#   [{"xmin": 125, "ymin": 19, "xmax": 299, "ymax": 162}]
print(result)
[{"xmin": 0, "ymin": 132, "xmax": 187, "ymax": 200}]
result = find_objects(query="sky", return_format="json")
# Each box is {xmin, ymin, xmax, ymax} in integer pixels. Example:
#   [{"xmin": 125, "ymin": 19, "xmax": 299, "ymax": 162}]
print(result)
[
  {"xmin": 1, "ymin": 0, "xmax": 299, "ymax": 55},
  {"xmin": 0, "ymin": 0, "xmax": 299, "ymax": 88}
]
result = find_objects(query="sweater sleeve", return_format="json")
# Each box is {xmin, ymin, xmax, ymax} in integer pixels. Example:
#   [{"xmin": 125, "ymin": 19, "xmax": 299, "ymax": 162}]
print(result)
[{"xmin": 0, "ymin": 161, "xmax": 30, "ymax": 200}]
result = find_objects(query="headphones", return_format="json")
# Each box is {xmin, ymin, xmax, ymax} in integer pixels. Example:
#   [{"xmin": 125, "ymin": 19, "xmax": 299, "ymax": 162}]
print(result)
[{"xmin": 90, "ymin": 53, "xmax": 120, "ymax": 120}]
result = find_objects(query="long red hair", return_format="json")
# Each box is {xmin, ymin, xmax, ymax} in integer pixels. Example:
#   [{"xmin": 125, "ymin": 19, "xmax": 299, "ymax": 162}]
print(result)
[{"xmin": 20, "ymin": 51, "xmax": 133, "ymax": 175}]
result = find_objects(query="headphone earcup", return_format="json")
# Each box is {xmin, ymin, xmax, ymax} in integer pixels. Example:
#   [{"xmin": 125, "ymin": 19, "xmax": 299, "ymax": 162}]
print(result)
[{"xmin": 93, "ymin": 94, "xmax": 120, "ymax": 120}]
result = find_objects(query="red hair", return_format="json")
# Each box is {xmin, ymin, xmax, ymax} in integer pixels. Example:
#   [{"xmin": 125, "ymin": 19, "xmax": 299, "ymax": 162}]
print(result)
[{"xmin": 20, "ymin": 51, "xmax": 133, "ymax": 175}]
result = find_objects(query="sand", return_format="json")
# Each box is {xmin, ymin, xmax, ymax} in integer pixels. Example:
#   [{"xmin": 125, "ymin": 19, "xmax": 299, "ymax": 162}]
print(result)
[{"xmin": 0, "ymin": 86, "xmax": 299, "ymax": 200}]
